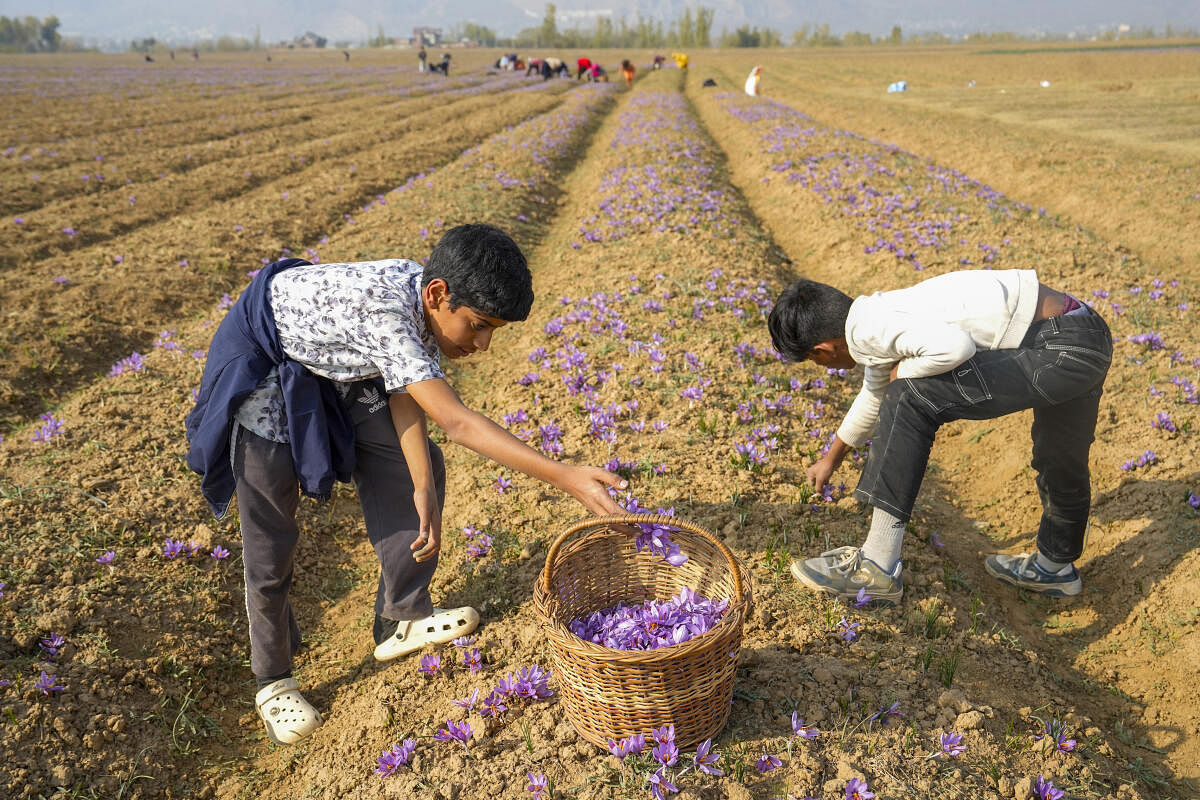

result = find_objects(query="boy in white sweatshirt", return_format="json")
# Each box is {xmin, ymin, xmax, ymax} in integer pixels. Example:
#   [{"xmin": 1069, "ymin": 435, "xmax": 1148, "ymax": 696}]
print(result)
[{"xmin": 767, "ymin": 270, "xmax": 1112, "ymax": 604}]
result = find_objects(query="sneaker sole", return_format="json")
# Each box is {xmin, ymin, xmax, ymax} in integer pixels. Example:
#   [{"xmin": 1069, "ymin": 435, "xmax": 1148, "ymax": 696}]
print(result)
[
  {"xmin": 790, "ymin": 560, "xmax": 903, "ymax": 606},
  {"xmin": 984, "ymin": 561, "xmax": 1082, "ymax": 597}
]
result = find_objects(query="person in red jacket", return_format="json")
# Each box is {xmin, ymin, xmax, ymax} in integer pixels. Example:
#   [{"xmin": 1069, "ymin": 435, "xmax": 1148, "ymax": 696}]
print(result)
[{"xmin": 576, "ymin": 56, "xmax": 592, "ymax": 80}]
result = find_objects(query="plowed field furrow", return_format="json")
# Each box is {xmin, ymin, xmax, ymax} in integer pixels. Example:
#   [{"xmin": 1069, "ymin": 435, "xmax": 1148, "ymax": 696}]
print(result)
[
  {"xmin": 0, "ymin": 81, "xmax": 576, "ymax": 427},
  {"xmin": 0, "ymin": 70, "xmax": 488, "ymax": 167},
  {"xmin": 1, "ymin": 76, "xmax": 556, "ymax": 265},
  {"xmin": 0, "ymin": 74, "xmax": 508, "ymax": 219}
]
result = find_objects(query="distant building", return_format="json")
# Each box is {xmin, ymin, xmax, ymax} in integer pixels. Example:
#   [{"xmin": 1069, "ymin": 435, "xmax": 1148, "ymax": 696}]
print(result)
[
  {"xmin": 295, "ymin": 31, "xmax": 327, "ymax": 49},
  {"xmin": 412, "ymin": 27, "xmax": 442, "ymax": 46}
]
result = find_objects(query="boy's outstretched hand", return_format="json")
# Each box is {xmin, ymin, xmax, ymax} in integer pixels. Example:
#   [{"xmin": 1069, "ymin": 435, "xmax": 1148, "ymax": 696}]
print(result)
[{"xmin": 555, "ymin": 465, "xmax": 629, "ymax": 518}]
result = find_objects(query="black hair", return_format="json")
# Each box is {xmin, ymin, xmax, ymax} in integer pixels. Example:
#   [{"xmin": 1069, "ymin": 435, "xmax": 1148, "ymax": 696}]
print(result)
[
  {"xmin": 423, "ymin": 224, "xmax": 534, "ymax": 322},
  {"xmin": 767, "ymin": 278, "xmax": 853, "ymax": 361}
]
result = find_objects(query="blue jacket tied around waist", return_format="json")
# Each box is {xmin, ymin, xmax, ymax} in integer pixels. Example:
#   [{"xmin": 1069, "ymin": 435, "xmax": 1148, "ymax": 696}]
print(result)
[{"xmin": 185, "ymin": 258, "xmax": 356, "ymax": 517}]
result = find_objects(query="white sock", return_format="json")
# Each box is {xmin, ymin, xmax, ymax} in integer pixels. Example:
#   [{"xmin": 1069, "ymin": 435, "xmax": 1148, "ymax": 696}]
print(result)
[
  {"xmin": 1035, "ymin": 552, "xmax": 1072, "ymax": 574},
  {"xmin": 860, "ymin": 507, "xmax": 905, "ymax": 573}
]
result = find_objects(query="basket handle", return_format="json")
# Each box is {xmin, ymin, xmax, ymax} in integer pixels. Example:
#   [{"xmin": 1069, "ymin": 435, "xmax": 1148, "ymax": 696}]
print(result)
[{"xmin": 540, "ymin": 513, "xmax": 745, "ymax": 604}]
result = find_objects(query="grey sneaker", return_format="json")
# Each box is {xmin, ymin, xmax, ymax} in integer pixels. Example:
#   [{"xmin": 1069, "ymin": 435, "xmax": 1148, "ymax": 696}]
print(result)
[
  {"xmin": 790, "ymin": 546, "xmax": 903, "ymax": 606},
  {"xmin": 984, "ymin": 552, "xmax": 1082, "ymax": 597}
]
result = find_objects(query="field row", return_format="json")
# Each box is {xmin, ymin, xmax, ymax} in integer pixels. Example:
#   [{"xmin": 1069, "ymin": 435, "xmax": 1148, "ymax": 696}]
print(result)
[{"xmin": 0, "ymin": 77, "xmax": 576, "ymax": 428}]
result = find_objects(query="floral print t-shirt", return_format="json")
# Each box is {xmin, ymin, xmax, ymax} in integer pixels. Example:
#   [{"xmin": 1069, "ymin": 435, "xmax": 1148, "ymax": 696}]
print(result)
[{"xmin": 234, "ymin": 259, "xmax": 443, "ymax": 442}]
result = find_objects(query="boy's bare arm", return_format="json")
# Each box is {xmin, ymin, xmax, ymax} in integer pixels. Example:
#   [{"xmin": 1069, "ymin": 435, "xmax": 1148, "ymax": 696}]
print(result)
[
  {"xmin": 388, "ymin": 392, "xmax": 441, "ymax": 561},
  {"xmin": 406, "ymin": 377, "xmax": 627, "ymax": 517},
  {"xmin": 809, "ymin": 434, "xmax": 852, "ymax": 493}
]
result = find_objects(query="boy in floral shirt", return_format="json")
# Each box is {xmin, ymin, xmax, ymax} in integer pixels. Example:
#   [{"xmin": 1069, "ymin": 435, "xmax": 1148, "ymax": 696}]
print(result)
[{"xmin": 187, "ymin": 224, "xmax": 626, "ymax": 745}]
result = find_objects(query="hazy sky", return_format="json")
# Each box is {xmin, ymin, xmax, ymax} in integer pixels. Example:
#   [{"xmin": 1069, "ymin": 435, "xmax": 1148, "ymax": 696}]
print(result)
[{"xmin": 6, "ymin": 0, "xmax": 1199, "ymax": 45}]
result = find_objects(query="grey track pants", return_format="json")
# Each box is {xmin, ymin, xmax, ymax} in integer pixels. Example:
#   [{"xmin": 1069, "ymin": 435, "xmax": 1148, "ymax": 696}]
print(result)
[{"xmin": 234, "ymin": 379, "xmax": 446, "ymax": 680}]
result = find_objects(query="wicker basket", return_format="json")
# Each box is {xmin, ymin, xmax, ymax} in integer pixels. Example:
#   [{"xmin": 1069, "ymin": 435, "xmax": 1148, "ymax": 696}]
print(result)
[{"xmin": 532, "ymin": 513, "xmax": 751, "ymax": 748}]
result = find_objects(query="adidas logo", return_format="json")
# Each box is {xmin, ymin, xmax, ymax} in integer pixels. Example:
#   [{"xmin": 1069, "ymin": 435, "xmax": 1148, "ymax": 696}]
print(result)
[{"xmin": 358, "ymin": 386, "xmax": 386, "ymax": 413}]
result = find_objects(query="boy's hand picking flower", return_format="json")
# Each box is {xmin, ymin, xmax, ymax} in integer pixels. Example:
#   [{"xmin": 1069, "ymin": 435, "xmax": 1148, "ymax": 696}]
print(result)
[{"xmin": 557, "ymin": 465, "xmax": 629, "ymax": 518}]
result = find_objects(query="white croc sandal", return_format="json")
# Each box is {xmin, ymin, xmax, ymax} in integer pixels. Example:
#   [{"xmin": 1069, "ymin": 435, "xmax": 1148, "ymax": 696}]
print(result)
[
  {"xmin": 255, "ymin": 678, "xmax": 323, "ymax": 745},
  {"xmin": 373, "ymin": 606, "xmax": 480, "ymax": 662}
]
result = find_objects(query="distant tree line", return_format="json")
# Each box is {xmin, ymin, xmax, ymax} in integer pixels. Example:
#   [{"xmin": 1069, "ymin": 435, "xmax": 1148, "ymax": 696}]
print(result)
[
  {"xmin": 0, "ymin": 15, "xmax": 61, "ymax": 52},
  {"xmin": 500, "ymin": 4, "xmax": 717, "ymax": 49}
]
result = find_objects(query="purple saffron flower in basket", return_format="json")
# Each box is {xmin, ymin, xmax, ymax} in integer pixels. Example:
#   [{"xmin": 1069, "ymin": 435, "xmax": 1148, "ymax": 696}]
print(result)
[
  {"xmin": 693, "ymin": 738, "xmax": 723, "ymax": 775},
  {"xmin": 756, "ymin": 750, "xmax": 782, "ymax": 772},
  {"xmin": 418, "ymin": 654, "xmax": 442, "ymax": 675},
  {"xmin": 527, "ymin": 772, "xmax": 549, "ymax": 799},
  {"xmin": 375, "ymin": 738, "xmax": 416, "ymax": 777}
]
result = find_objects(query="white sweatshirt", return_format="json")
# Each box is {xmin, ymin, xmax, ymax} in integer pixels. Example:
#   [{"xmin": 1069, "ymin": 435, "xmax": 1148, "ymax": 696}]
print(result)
[{"xmin": 835, "ymin": 269, "xmax": 1040, "ymax": 448}]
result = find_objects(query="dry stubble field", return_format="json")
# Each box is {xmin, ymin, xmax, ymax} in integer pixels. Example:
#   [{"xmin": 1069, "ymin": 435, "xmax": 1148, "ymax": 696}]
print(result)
[{"xmin": 0, "ymin": 44, "xmax": 1197, "ymax": 800}]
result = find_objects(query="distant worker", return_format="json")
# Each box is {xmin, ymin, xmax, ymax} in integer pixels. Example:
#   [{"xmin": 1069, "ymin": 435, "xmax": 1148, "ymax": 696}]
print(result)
[
  {"xmin": 439, "ymin": 53, "xmax": 451, "ymax": 76},
  {"xmin": 744, "ymin": 65, "xmax": 763, "ymax": 96},
  {"xmin": 192, "ymin": 49, "xmax": 199, "ymax": 61},
  {"xmin": 144, "ymin": 53, "xmax": 154, "ymax": 63},
  {"xmin": 542, "ymin": 57, "xmax": 568, "ymax": 79},
  {"xmin": 672, "ymin": 52, "xmax": 688, "ymax": 69},
  {"xmin": 343, "ymin": 50, "xmax": 350, "ymax": 62},
  {"xmin": 418, "ymin": 46, "xmax": 427, "ymax": 72},
  {"xmin": 587, "ymin": 63, "xmax": 608, "ymax": 82},
  {"xmin": 526, "ymin": 57, "xmax": 544, "ymax": 76},
  {"xmin": 170, "ymin": 50, "xmax": 175, "ymax": 61},
  {"xmin": 576, "ymin": 56, "xmax": 592, "ymax": 80},
  {"xmin": 621, "ymin": 60, "xmax": 636, "ymax": 87},
  {"xmin": 652, "ymin": 54, "xmax": 665, "ymax": 70}
]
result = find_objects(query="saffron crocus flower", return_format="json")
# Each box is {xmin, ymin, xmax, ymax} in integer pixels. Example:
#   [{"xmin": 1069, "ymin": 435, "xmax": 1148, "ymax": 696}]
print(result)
[
  {"xmin": 495, "ymin": 475, "xmax": 513, "ymax": 494},
  {"xmin": 845, "ymin": 777, "xmax": 875, "ymax": 800},
  {"xmin": 35, "ymin": 671, "xmax": 65, "ymax": 696},
  {"xmin": 96, "ymin": 551, "xmax": 116, "ymax": 564},
  {"xmin": 419, "ymin": 654, "xmax": 441, "ymax": 675},
  {"xmin": 939, "ymin": 731, "xmax": 966, "ymax": 757},
  {"xmin": 210, "ymin": 546, "xmax": 230, "ymax": 560},
  {"xmin": 434, "ymin": 719, "xmax": 472, "ymax": 750},
  {"xmin": 693, "ymin": 738, "xmax": 723, "ymax": 775},
  {"xmin": 527, "ymin": 772, "xmax": 549, "ymax": 799},
  {"xmin": 40, "ymin": 633, "xmax": 66, "ymax": 658},
  {"xmin": 1034, "ymin": 719, "xmax": 1075, "ymax": 753},
  {"xmin": 607, "ymin": 733, "xmax": 646, "ymax": 760},
  {"xmin": 652, "ymin": 739, "xmax": 679, "ymax": 766},
  {"xmin": 838, "ymin": 616, "xmax": 861, "ymax": 642},
  {"xmin": 451, "ymin": 635, "xmax": 476, "ymax": 648},
  {"xmin": 1034, "ymin": 776, "xmax": 1065, "ymax": 800},
  {"xmin": 463, "ymin": 648, "xmax": 482, "ymax": 672},
  {"xmin": 452, "ymin": 688, "xmax": 479, "ymax": 711},
  {"xmin": 648, "ymin": 766, "xmax": 678, "ymax": 800},
  {"xmin": 791, "ymin": 711, "xmax": 819, "ymax": 740},
  {"xmin": 870, "ymin": 701, "xmax": 903, "ymax": 725},
  {"xmin": 162, "ymin": 538, "xmax": 186, "ymax": 559},
  {"xmin": 755, "ymin": 750, "xmax": 782, "ymax": 772},
  {"xmin": 479, "ymin": 690, "xmax": 507, "ymax": 718},
  {"xmin": 375, "ymin": 738, "xmax": 416, "ymax": 777},
  {"xmin": 853, "ymin": 588, "xmax": 871, "ymax": 608}
]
